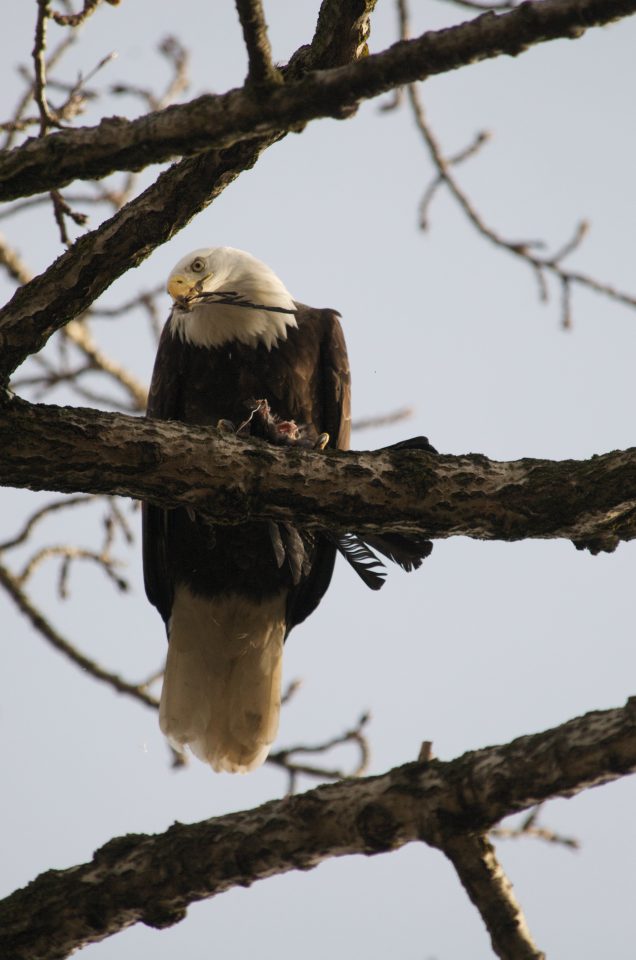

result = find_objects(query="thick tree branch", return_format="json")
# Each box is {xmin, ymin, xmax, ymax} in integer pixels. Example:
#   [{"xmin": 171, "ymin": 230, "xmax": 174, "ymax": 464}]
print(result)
[
  {"xmin": 1, "ymin": 398, "xmax": 636, "ymax": 550},
  {"xmin": 0, "ymin": 0, "xmax": 633, "ymax": 201},
  {"xmin": 292, "ymin": 0, "xmax": 378, "ymax": 71},
  {"xmin": 235, "ymin": 0, "xmax": 281, "ymax": 88},
  {"xmin": 2, "ymin": 697, "xmax": 635, "ymax": 960},
  {"xmin": 443, "ymin": 834, "xmax": 545, "ymax": 960},
  {"xmin": 0, "ymin": 137, "xmax": 275, "ymax": 383}
]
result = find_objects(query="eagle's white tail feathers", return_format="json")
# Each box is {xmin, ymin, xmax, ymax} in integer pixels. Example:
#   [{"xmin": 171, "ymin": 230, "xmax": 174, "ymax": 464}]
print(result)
[{"xmin": 160, "ymin": 586, "xmax": 285, "ymax": 773}]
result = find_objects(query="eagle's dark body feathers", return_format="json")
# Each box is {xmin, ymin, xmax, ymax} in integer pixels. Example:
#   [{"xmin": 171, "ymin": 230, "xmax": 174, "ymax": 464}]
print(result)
[
  {"xmin": 143, "ymin": 246, "xmax": 430, "ymax": 773},
  {"xmin": 143, "ymin": 304, "xmax": 350, "ymax": 633}
]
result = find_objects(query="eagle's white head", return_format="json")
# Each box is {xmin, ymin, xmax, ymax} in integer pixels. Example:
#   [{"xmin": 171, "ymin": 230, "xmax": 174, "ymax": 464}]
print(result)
[{"xmin": 167, "ymin": 247, "xmax": 297, "ymax": 350}]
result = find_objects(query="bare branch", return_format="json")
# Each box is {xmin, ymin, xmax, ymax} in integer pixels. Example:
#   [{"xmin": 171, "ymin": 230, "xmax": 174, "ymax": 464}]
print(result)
[
  {"xmin": 438, "ymin": 0, "xmax": 519, "ymax": 10},
  {"xmin": 351, "ymin": 406, "xmax": 414, "ymax": 432},
  {"xmin": 269, "ymin": 712, "xmax": 371, "ymax": 791},
  {"xmin": 1, "ymin": 0, "xmax": 634, "ymax": 202},
  {"xmin": 0, "ymin": 139, "xmax": 274, "ymax": 384},
  {"xmin": 32, "ymin": 0, "xmax": 58, "ymax": 135},
  {"xmin": 3, "ymin": 31, "xmax": 75, "ymax": 149},
  {"xmin": 0, "ymin": 233, "xmax": 31, "ymax": 284},
  {"xmin": 406, "ymin": 84, "xmax": 636, "ymax": 325},
  {"xmin": 62, "ymin": 319, "xmax": 148, "ymax": 410},
  {"xmin": 418, "ymin": 129, "xmax": 491, "ymax": 228},
  {"xmin": 291, "ymin": 0, "xmax": 377, "ymax": 72},
  {"xmin": 2, "ymin": 696, "xmax": 635, "ymax": 959},
  {"xmin": 0, "ymin": 234, "xmax": 149, "ymax": 407},
  {"xmin": 51, "ymin": 0, "xmax": 112, "ymax": 28},
  {"xmin": 50, "ymin": 188, "xmax": 88, "ymax": 245},
  {"xmin": 110, "ymin": 36, "xmax": 189, "ymax": 111},
  {"xmin": 0, "ymin": 558, "xmax": 157, "ymax": 710},
  {"xmin": 1, "ymin": 400, "xmax": 636, "ymax": 552},
  {"xmin": 492, "ymin": 804, "xmax": 580, "ymax": 850},
  {"xmin": 0, "ymin": 494, "xmax": 93, "ymax": 551},
  {"xmin": 442, "ymin": 834, "xmax": 545, "ymax": 960},
  {"xmin": 235, "ymin": 0, "xmax": 282, "ymax": 87}
]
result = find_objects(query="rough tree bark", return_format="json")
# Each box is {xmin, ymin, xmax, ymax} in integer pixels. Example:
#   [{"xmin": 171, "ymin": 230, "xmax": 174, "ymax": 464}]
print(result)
[
  {"xmin": 2, "ymin": 0, "xmax": 636, "ymax": 381},
  {"xmin": 1, "ymin": 398, "xmax": 635, "ymax": 551},
  {"xmin": 3, "ymin": 697, "xmax": 635, "ymax": 960},
  {"xmin": 0, "ymin": 0, "xmax": 633, "ymax": 202},
  {"xmin": 2, "ymin": 2, "xmax": 636, "ymax": 959}
]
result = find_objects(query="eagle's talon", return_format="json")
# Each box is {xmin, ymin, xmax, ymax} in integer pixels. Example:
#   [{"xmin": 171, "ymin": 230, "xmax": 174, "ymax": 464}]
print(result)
[
  {"xmin": 217, "ymin": 418, "xmax": 236, "ymax": 433},
  {"xmin": 314, "ymin": 432, "xmax": 330, "ymax": 451}
]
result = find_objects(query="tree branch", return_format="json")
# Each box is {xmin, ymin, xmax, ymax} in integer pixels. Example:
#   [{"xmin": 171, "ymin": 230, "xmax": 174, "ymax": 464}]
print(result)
[
  {"xmin": 1, "ymin": 398, "xmax": 635, "ymax": 551},
  {"xmin": 2, "ymin": 696, "xmax": 635, "ymax": 959},
  {"xmin": 0, "ymin": 138, "xmax": 275, "ymax": 383},
  {"xmin": 0, "ymin": 0, "xmax": 633, "ymax": 201},
  {"xmin": 51, "ymin": 0, "xmax": 115, "ymax": 29},
  {"xmin": 443, "ymin": 834, "xmax": 545, "ymax": 959},
  {"xmin": 0, "ymin": 557, "xmax": 158, "ymax": 709},
  {"xmin": 235, "ymin": 0, "xmax": 281, "ymax": 88},
  {"xmin": 406, "ymin": 84, "xmax": 636, "ymax": 327},
  {"xmin": 292, "ymin": 0, "xmax": 377, "ymax": 72}
]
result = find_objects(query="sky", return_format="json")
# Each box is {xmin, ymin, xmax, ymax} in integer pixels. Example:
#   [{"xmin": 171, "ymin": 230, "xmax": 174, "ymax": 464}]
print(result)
[{"xmin": 2, "ymin": 2, "xmax": 636, "ymax": 958}]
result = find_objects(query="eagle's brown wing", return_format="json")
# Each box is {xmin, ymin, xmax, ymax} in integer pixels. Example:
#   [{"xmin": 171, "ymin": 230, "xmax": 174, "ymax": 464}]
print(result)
[
  {"xmin": 284, "ymin": 307, "xmax": 351, "ymax": 633},
  {"xmin": 142, "ymin": 320, "xmax": 185, "ymax": 625}
]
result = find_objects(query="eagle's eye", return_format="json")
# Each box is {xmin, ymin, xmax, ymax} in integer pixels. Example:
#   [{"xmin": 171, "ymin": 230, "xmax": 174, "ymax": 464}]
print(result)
[{"xmin": 190, "ymin": 257, "xmax": 206, "ymax": 273}]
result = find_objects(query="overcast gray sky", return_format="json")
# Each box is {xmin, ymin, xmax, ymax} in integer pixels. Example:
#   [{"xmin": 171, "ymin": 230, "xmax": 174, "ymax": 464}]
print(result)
[{"xmin": 2, "ymin": 3, "xmax": 636, "ymax": 958}]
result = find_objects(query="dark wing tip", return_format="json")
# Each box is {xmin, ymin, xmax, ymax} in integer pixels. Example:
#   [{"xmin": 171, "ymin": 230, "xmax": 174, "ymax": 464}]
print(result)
[
  {"xmin": 334, "ymin": 533, "xmax": 387, "ymax": 591},
  {"xmin": 364, "ymin": 533, "xmax": 433, "ymax": 572}
]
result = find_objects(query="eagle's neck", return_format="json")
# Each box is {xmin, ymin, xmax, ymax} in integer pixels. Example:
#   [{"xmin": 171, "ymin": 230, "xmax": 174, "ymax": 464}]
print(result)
[{"xmin": 170, "ymin": 301, "xmax": 297, "ymax": 350}]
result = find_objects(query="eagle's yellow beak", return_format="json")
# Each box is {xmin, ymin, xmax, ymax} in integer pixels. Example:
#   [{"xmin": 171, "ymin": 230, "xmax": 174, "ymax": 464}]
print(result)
[{"xmin": 167, "ymin": 274, "xmax": 197, "ymax": 300}]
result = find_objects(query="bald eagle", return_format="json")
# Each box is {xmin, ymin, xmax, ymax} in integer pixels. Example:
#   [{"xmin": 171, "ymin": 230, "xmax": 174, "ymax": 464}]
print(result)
[{"xmin": 143, "ymin": 247, "xmax": 431, "ymax": 773}]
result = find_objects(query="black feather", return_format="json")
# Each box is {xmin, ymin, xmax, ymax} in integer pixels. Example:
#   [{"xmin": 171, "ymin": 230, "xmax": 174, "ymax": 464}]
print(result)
[
  {"xmin": 268, "ymin": 521, "xmax": 286, "ymax": 569},
  {"xmin": 194, "ymin": 290, "xmax": 297, "ymax": 315},
  {"xmin": 363, "ymin": 533, "xmax": 433, "ymax": 573},
  {"xmin": 332, "ymin": 533, "xmax": 387, "ymax": 591},
  {"xmin": 280, "ymin": 523, "xmax": 311, "ymax": 585}
]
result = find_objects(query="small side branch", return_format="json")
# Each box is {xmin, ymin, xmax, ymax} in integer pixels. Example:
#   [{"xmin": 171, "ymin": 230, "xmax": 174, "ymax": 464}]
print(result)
[
  {"xmin": 406, "ymin": 82, "xmax": 636, "ymax": 327},
  {"xmin": 438, "ymin": 0, "xmax": 519, "ymax": 9},
  {"xmin": 51, "ymin": 0, "xmax": 110, "ymax": 28},
  {"xmin": 268, "ymin": 712, "xmax": 371, "ymax": 792},
  {"xmin": 32, "ymin": 0, "xmax": 57, "ymax": 135},
  {"xmin": 235, "ymin": 0, "xmax": 282, "ymax": 87},
  {"xmin": 492, "ymin": 804, "xmax": 580, "ymax": 850},
  {"xmin": 442, "ymin": 834, "xmax": 545, "ymax": 960},
  {"xmin": 0, "ymin": 558, "xmax": 157, "ymax": 710}
]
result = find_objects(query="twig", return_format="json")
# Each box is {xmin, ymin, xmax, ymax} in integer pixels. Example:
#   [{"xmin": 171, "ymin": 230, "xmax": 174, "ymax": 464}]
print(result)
[
  {"xmin": 0, "ymin": 232, "xmax": 148, "ymax": 407},
  {"xmin": 235, "ymin": 0, "xmax": 282, "ymax": 87},
  {"xmin": 62, "ymin": 319, "xmax": 148, "ymax": 410},
  {"xmin": 418, "ymin": 130, "xmax": 491, "ymax": 228},
  {"xmin": 16, "ymin": 542, "xmax": 125, "ymax": 592},
  {"xmin": 437, "ymin": 0, "xmax": 519, "ymax": 9},
  {"xmin": 406, "ymin": 81, "xmax": 636, "ymax": 327},
  {"xmin": 0, "ymin": 495, "xmax": 93, "ymax": 552},
  {"xmin": 88, "ymin": 285, "xmax": 164, "ymax": 318},
  {"xmin": 0, "ymin": 558, "xmax": 158, "ymax": 710},
  {"xmin": 492, "ymin": 804, "xmax": 580, "ymax": 850},
  {"xmin": 50, "ymin": 189, "xmax": 88, "ymax": 246},
  {"xmin": 33, "ymin": 0, "xmax": 57, "ymax": 135},
  {"xmin": 442, "ymin": 833, "xmax": 545, "ymax": 960},
  {"xmin": 110, "ymin": 37, "xmax": 188, "ymax": 111},
  {"xmin": 352, "ymin": 406, "xmax": 413, "ymax": 432},
  {"xmin": 280, "ymin": 677, "xmax": 303, "ymax": 705},
  {"xmin": 3, "ymin": 32, "xmax": 75, "ymax": 149},
  {"xmin": 268, "ymin": 712, "xmax": 371, "ymax": 792},
  {"xmin": 0, "ymin": 233, "xmax": 31, "ymax": 285},
  {"xmin": 51, "ymin": 0, "xmax": 108, "ymax": 28},
  {"xmin": 53, "ymin": 51, "xmax": 118, "ymax": 124}
]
